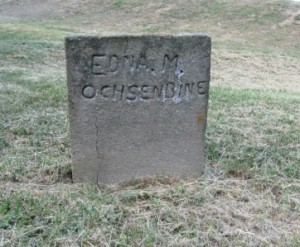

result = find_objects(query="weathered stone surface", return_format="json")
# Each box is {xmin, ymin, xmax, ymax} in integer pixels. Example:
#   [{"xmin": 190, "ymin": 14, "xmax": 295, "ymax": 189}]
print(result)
[{"xmin": 66, "ymin": 34, "xmax": 211, "ymax": 184}]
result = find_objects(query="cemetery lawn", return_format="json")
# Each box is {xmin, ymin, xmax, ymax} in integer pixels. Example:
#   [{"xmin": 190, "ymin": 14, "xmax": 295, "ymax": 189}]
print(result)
[{"xmin": 0, "ymin": 0, "xmax": 299, "ymax": 246}]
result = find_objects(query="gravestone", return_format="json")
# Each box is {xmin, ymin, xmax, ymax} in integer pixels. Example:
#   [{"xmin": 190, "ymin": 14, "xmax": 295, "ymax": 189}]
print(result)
[{"xmin": 66, "ymin": 34, "xmax": 211, "ymax": 184}]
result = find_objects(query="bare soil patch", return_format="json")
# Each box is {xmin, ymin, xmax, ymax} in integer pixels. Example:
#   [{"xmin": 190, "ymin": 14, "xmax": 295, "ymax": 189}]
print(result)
[{"xmin": 0, "ymin": 0, "xmax": 79, "ymax": 18}]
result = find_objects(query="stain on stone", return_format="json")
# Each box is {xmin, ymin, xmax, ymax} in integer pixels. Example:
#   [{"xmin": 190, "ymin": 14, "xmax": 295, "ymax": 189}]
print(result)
[{"xmin": 197, "ymin": 114, "xmax": 204, "ymax": 125}]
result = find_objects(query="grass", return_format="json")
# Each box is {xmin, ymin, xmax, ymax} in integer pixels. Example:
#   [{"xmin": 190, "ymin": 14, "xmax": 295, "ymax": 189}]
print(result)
[
  {"xmin": 207, "ymin": 88, "xmax": 300, "ymax": 179},
  {"xmin": 1, "ymin": 69, "xmax": 299, "ymax": 183},
  {"xmin": 0, "ymin": 0, "xmax": 300, "ymax": 246},
  {"xmin": 1, "ymin": 178, "xmax": 299, "ymax": 246}
]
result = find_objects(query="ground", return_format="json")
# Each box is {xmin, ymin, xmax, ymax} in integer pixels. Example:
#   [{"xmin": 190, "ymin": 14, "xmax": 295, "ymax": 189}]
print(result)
[{"xmin": 0, "ymin": 0, "xmax": 299, "ymax": 246}]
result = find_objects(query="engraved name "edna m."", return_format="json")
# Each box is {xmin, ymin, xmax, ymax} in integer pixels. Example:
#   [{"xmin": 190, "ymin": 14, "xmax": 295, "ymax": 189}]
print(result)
[
  {"xmin": 82, "ymin": 81, "xmax": 207, "ymax": 103},
  {"xmin": 92, "ymin": 54, "xmax": 178, "ymax": 75}
]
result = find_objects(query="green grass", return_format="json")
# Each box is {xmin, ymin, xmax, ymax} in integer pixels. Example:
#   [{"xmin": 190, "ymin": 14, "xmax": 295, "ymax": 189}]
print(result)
[
  {"xmin": 213, "ymin": 41, "xmax": 300, "ymax": 59},
  {"xmin": 0, "ymin": 0, "xmax": 300, "ymax": 246},
  {"xmin": 113, "ymin": 0, "xmax": 125, "ymax": 8},
  {"xmin": 207, "ymin": 88, "xmax": 300, "ymax": 179},
  {"xmin": 162, "ymin": 0, "xmax": 284, "ymax": 25},
  {"xmin": 0, "ymin": 22, "xmax": 70, "ymax": 183},
  {"xmin": 0, "ymin": 21, "xmax": 72, "ymax": 41}
]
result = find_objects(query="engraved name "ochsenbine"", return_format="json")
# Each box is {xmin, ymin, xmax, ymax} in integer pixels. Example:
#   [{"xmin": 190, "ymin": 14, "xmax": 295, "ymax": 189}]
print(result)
[{"xmin": 82, "ymin": 81, "xmax": 207, "ymax": 103}]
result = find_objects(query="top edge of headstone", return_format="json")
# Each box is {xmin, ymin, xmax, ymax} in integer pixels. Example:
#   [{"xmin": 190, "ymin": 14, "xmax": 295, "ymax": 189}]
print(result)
[{"xmin": 65, "ymin": 32, "xmax": 211, "ymax": 41}]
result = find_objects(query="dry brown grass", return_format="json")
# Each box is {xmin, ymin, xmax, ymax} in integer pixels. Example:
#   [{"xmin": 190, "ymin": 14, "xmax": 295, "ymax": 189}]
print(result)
[
  {"xmin": 1, "ymin": 177, "xmax": 300, "ymax": 246},
  {"xmin": 212, "ymin": 49, "xmax": 300, "ymax": 92}
]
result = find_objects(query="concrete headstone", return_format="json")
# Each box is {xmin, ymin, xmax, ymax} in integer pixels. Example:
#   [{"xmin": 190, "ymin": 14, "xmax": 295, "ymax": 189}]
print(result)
[{"xmin": 66, "ymin": 34, "xmax": 211, "ymax": 184}]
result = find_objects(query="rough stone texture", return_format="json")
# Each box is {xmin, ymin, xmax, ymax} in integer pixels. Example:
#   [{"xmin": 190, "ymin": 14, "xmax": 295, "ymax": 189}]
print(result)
[{"xmin": 66, "ymin": 34, "xmax": 211, "ymax": 184}]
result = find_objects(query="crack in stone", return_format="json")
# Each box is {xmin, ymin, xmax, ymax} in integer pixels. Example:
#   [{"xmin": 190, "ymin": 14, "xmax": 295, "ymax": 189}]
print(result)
[{"xmin": 95, "ymin": 107, "xmax": 101, "ymax": 183}]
